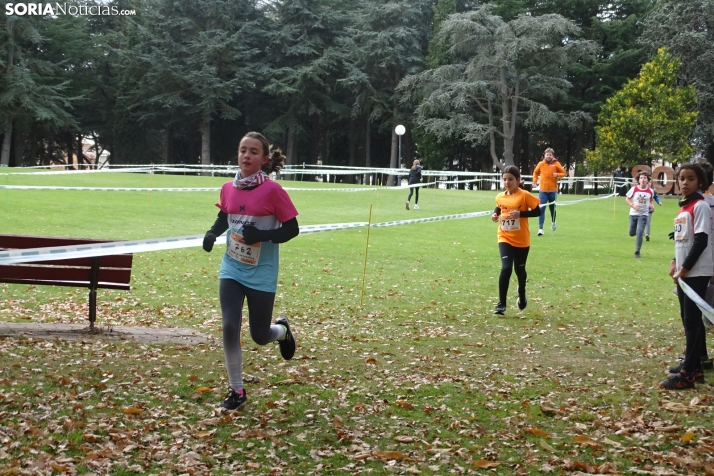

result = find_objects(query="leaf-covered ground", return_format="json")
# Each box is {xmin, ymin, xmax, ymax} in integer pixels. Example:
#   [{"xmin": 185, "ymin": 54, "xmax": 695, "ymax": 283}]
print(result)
[
  {"xmin": 2, "ymin": 178, "xmax": 713, "ymax": 474},
  {"xmin": 2, "ymin": 291, "xmax": 713, "ymax": 475}
]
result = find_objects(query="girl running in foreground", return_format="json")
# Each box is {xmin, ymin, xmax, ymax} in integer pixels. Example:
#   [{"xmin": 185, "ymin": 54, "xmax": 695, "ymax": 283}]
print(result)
[
  {"xmin": 491, "ymin": 166, "xmax": 542, "ymax": 315},
  {"xmin": 203, "ymin": 132, "xmax": 300, "ymax": 409}
]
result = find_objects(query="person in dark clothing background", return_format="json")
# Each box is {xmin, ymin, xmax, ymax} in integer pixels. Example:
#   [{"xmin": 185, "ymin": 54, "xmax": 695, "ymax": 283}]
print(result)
[{"xmin": 406, "ymin": 159, "xmax": 423, "ymax": 210}]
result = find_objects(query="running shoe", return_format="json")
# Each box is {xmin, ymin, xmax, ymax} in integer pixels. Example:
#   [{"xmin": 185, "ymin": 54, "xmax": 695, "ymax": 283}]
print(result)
[
  {"xmin": 660, "ymin": 371, "xmax": 701, "ymax": 389},
  {"xmin": 551, "ymin": 221, "xmax": 556, "ymax": 231},
  {"xmin": 220, "ymin": 388, "xmax": 247, "ymax": 410},
  {"xmin": 414, "ymin": 204, "xmax": 419, "ymax": 210},
  {"xmin": 275, "ymin": 315, "xmax": 296, "ymax": 360},
  {"xmin": 537, "ymin": 229, "xmax": 544, "ymax": 236},
  {"xmin": 494, "ymin": 302, "xmax": 506, "ymax": 315},
  {"xmin": 405, "ymin": 201, "xmax": 409, "ymax": 210}
]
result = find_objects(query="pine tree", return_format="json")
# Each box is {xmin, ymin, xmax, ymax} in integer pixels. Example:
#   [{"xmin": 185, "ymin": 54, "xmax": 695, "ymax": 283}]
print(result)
[
  {"xmin": 0, "ymin": 14, "xmax": 77, "ymax": 166},
  {"xmin": 398, "ymin": 4, "xmax": 598, "ymax": 170}
]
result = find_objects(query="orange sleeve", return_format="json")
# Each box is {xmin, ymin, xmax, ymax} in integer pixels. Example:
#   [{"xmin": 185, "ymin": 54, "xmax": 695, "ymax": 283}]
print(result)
[
  {"xmin": 532, "ymin": 163, "xmax": 541, "ymax": 183},
  {"xmin": 555, "ymin": 162, "xmax": 566, "ymax": 178},
  {"xmin": 525, "ymin": 192, "xmax": 541, "ymax": 210}
]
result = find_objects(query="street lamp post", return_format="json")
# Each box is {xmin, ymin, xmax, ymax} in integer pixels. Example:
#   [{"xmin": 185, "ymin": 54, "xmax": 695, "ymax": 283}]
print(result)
[{"xmin": 395, "ymin": 124, "xmax": 405, "ymax": 186}]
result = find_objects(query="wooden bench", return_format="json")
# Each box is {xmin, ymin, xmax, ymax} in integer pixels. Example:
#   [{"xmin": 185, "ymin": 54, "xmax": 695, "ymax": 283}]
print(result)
[{"xmin": 0, "ymin": 234, "xmax": 133, "ymax": 331}]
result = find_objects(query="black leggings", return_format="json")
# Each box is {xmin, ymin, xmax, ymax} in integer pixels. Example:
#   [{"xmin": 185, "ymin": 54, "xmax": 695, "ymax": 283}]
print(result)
[
  {"xmin": 677, "ymin": 276, "xmax": 710, "ymax": 371},
  {"xmin": 498, "ymin": 242, "xmax": 530, "ymax": 304},
  {"xmin": 407, "ymin": 185, "xmax": 419, "ymax": 204}
]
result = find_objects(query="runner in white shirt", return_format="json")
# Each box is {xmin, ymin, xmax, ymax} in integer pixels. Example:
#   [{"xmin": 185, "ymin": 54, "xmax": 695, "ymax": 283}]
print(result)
[{"xmin": 626, "ymin": 172, "xmax": 655, "ymax": 258}]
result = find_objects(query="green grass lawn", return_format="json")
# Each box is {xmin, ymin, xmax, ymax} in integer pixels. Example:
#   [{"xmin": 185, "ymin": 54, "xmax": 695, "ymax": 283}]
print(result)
[{"xmin": 1, "ymin": 170, "xmax": 712, "ymax": 475}]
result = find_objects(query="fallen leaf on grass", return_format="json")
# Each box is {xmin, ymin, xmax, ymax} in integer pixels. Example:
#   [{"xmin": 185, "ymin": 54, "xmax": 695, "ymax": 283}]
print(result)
[
  {"xmin": 193, "ymin": 430, "xmax": 216, "ymax": 439},
  {"xmin": 655, "ymin": 425, "xmax": 683, "ymax": 433},
  {"xmin": 573, "ymin": 435, "xmax": 601, "ymax": 449},
  {"xmin": 395, "ymin": 400, "xmax": 415, "ymax": 409},
  {"xmin": 194, "ymin": 386, "xmax": 212, "ymax": 393},
  {"xmin": 394, "ymin": 435, "xmax": 416, "ymax": 443},
  {"xmin": 121, "ymin": 407, "xmax": 142, "ymax": 415},
  {"xmin": 540, "ymin": 402, "xmax": 559, "ymax": 416},
  {"xmin": 682, "ymin": 431, "xmax": 695, "ymax": 444},
  {"xmin": 663, "ymin": 401, "xmax": 707, "ymax": 412},
  {"xmin": 374, "ymin": 450, "xmax": 409, "ymax": 461},
  {"xmin": 473, "ymin": 459, "xmax": 500, "ymax": 468},
  {"xmin": 540, "ymin": 439, "xmax": 555, "ymax": 452},
  {"xmin": 528, "ymin": 427, "xmax": 550, "ymax": 438}
]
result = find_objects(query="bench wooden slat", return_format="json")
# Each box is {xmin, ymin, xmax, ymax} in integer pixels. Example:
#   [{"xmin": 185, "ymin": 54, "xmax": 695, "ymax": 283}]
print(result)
[
  {"xmin": 0, "ymin": 255, "xmax": 133, "ymax": 268},
  {"xmin": 0, "ymin": 265, "xmax": 131, "ymax": 286},
  {"xmin": 0, "ymin": 234, "xmax": 116, "ymax": 248},
  {"xmin": 0, "ymin": 277, "xmax": 131, "ymax": 290}
]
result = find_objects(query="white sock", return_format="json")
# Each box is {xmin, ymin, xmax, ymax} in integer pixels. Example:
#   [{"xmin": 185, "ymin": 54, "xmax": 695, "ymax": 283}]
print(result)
[{"xmin": 275, "ymin": 324, "xmax": 287, "ymax": 341}]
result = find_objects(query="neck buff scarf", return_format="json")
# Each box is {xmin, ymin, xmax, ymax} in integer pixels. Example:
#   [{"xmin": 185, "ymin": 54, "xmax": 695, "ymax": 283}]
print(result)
[
  {"xmin": 679, "ymin": 191, "xmax": 703, "ymax": 208},
  {"xmin": 233, "ymin": 170, "xmax": 269, "ymax": 189}
]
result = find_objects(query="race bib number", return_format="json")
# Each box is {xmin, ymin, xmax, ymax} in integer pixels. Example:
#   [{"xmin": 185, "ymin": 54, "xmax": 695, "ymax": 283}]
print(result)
[
  {"xmin": 227, "ymin": 230, "xmax": 261, "ymax": 266},
  {"xmin": 674, "ymin": 216, "xmax": 688, "ymax": 242},
  {"xmin": 500, "ymin": 216, "xmax": 520, "ymax": 231}
]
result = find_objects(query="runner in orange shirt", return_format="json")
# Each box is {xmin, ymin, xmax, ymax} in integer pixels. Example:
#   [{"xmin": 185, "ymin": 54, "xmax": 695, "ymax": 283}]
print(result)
[
  {"xmin": 532, "ymin": 148, "xmax": 566, "ymax": 236},
  {"xmin": 491, "ymin": 166, "xmax": 542, "ymax": 315}
]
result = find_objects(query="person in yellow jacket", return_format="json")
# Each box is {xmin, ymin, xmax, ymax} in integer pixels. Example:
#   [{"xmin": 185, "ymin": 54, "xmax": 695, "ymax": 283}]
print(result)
[
  {"xmin": 532, "ymin": 148, "xmax": 567, "ymax": 236},
  {"xmin": 491, "ymin": 165, "xmax": 542, "ymax": 315}
]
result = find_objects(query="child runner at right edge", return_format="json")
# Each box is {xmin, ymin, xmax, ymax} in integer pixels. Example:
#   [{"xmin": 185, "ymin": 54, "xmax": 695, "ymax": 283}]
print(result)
[
  {"xmin": 661, "ymin": 163, "xmax": 713, "ymax": 389},
  {"xmin": 491, "ymin": 166, "xmax": 542, "ymax": 315}
]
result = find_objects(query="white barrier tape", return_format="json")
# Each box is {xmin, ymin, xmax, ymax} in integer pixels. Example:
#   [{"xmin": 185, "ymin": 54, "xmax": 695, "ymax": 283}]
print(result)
[
  {"xmin": 297, "ymin": 222, "xmax": 369, "ymax": 235},
  {"xmin": 0, "ymin": 193, "xmax": 615, "ymax": 265},
  {"xmin": 0, "ymin": 185, "xmax": 222, "ymax": 192},
  {"xmin": 678, "ymin": 279, "xmax": 714, "ymax": 327},
  {"xmin": 370, "ymin": 211, "xmax": 493, "ymax": 228},
  {"xmin": 538, "ymin": 193, "xmax": 616, "ymax": 208},
  {"xmin": 0, "ymin": 167, "xmax": 151, "ymax": 176},
  {"xmin": 0, "ymin": 222, "xmax": 370, "ymax": 265}
]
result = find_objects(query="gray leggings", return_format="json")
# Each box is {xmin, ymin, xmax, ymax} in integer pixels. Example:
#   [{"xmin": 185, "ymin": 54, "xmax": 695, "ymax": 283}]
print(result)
[{"xmin": 220, "ymin": 278, "xmax": 281, "ymax": 390}]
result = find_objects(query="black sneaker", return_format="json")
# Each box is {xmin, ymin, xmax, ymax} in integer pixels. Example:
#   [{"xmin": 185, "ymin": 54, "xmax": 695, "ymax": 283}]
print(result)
[
  {"xmin": 275, "ymin": 315, "xmax": 296, "ymax": 360},
  {"xmin": 494, "ymin": 302, "xmax": 506, "ymax": 315},
  {"xmin": 220, "ymin": 388, "xmax": 247, "ymax": 410},
  {"xmin": 517, "ymin": 287, "xmax": 527, "ymax": 310},
  {"xmin": 666, "ymin": 369, "xmax": 704, "ymax": 383},
  {"xmin": 668, "ymin": 360, "xmax": 711, "ymax": 375},
  {"xmin": 634, "ymin": 252, "xmax": 641, "ymax": 259},
  {"xmin": 660, "ymin": 371, "xmax": 700, "ymax": 389}
]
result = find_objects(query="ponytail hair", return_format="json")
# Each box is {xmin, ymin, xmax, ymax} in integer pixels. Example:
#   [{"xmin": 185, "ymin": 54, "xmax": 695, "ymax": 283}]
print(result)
[
  {"xmin": 264, "ymin": 148, "xmax": 285, "ymax": 174},
  {"xmin": 503, "ymin": 165, "xmax": 525, "ymax": 189},
  {"xmin": 240, "ymin": 131, "xmax": 285, "ymax": 174}
]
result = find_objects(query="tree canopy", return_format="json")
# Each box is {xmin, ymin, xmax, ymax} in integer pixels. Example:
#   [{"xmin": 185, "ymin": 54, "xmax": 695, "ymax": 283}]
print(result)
[
  {"xmin": 5, "ymin": 0, "xmax": 707, "ymax": 175},
  {"xmin": 586, "ymin": 48, "xmax": 698, "ymax": 170},
  {"xmin": 398, "ymin": 4, "xmax": 598, "ymax": 171}
]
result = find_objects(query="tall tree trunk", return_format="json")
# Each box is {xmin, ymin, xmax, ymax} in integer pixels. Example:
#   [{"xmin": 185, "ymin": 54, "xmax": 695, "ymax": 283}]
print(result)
[
  {"xmin": 364, "ymin": 114, "xmax": 371, "ymax": 185},
  {"xmin": 487, "ymin": 100, "xmax": 501, "ymax": 171},
  {"xmin": 310, "ymin": 118, "xmax": 320, "ymax": 165},
  {"xmin": 28, "ymin": 125, "xmax": 36, "ymax": 166},
  {"xmin": 77, "ymin": 134, "xmax": 84, "ymax": 168},
  {"xmin": 1, "ymin": 21, "xmax": 14, "ymax": 167},
  {"xmin": 286, "ymin": 123, "xmax": 296, "ymax": 166},
  {"xmin": 12, "ymin": 126, "xmax": 24, "ymax": 167},
  {"xmin": 66, "ymin": 133, "xmax": 74, "ymax": 170},
  {"xmin": 348, "ymin": 118, "xmax": 358, "ymax": 183},
  {"xmin": 388, "ymin": 103, "xmax": 399, "ymax": 186},
  {"xmin": 365, "ymin": 115, "xmax": 371, "ymax": 167},
  {"xmin": 163, "ymin": 124, "xmax": 172, "ymax": 165},
  {"xmin": 0, "ymin": 117, "xmax": 13, "ymax": 167},
  {"xmin": 200, "ymin": 116, "xmax": 211, "ymax": 166}
]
